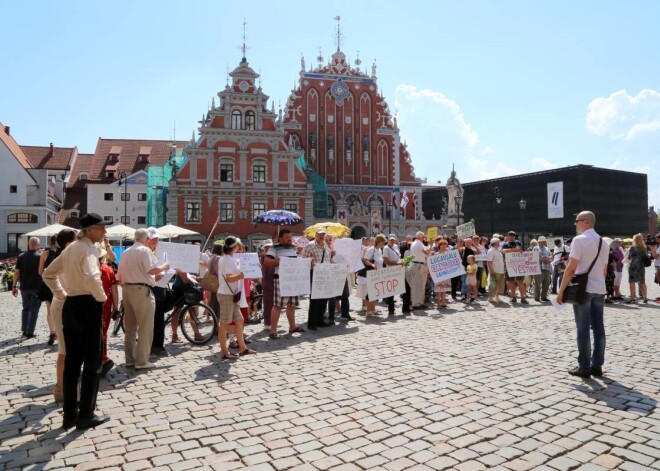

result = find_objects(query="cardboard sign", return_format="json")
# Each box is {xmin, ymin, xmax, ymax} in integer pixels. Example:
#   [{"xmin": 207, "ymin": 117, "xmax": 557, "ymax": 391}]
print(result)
[
  {"xmin": 156, "ymin": 241, "xmax": 200, "ymax": 274},
  {"xmin": 334, "ymin": 237, "xmax": 364, "ymax": 273},
  {"xmin": 235, "ymin": 253, "xmax": 262, "ymax": 279},
  {"xmin": 505, "ymin": 251, "xmax": 541, "ymax": 276},
  {"xmin": 474, "ymin": 253, "xmax": 488, "ymax": 262},
  {"xmin": 311, "ymin": 263, "xmax": 349, "ymax": 299},
  {"xmin": 367, "ymin": 266, "xmax": 406, "ymax": 300},
  {"xmin": 278, "ymin": 257, "xmax": 311, "ymax": 296},
  {"xmin": 427, "ymin": 227, "xmax": 438, "ymax": 241},
  {"xmin": 456, "ymin": 222, "xmax": 476, "ymax": 240},
  {"xmin": 427, "ymin": 250, "xmax": 466, "ymax": 283}
]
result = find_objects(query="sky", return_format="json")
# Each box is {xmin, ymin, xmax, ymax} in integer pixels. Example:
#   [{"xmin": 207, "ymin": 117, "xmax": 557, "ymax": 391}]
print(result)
[{"xmin": 2, "ymin": 1, "xmax": 659, "ymax": 209}]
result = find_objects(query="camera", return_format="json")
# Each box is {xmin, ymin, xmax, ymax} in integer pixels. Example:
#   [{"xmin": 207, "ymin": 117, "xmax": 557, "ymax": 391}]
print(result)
[{"xmin": 646, "ymin": 234, "xmax": 657, "ymax": 246}]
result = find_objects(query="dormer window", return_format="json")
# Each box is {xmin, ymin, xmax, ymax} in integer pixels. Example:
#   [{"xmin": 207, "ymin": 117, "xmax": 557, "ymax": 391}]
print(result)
[
  {"xmin": 80, "ymin": 173, "xmax": 88, "ymax": 181},
  {"xmin": 245, "ymin": 111, "xmax": 256, "ymax": 130},
  {"xmin": 138, "ymin": 146, "xmax": 152, "ymax": 163},
  {"xmin": 108, "ymin": 145, "xmax": 122, "ymax": 162},
  {"xmin": 106, "ymin": 171, "xmax": 115, "ymax": 179}
]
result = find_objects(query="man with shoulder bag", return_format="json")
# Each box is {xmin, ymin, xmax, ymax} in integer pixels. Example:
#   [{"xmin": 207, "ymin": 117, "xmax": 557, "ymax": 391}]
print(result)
[{"xmin": 557, "ymin": 211, "xmax": 610, "ymax": 378}]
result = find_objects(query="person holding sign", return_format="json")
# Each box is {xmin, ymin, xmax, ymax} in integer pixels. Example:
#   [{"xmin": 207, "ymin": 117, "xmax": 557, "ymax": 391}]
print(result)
[
  {"xmin": 216, "ymin": 237, "xmax": 256, "ymax": 360},
  {"xmin": 264, "ymin": 229, "xmax": 306, "ymax": 339},
  {"xmin": 431, "ymin": 238, "xmax": 451, "ymax": 309},
  {"xmin": 410, "ymin": 231, "xmax": 432, "ymax": 309},
  {"xmin": 361, "ymin": 234, "xmax": 387, "ymax": 317},
  {"xmin": 502, "ymin": 231, "xmax": 528, "ymax": 304},
  {"xmin": 383, "ymin": 234, "xmax": 410, "ymax": 315},
  {"xmin": 487, "ymin": 238, "xmax": 505, "ymax": 303},
  {"xmin": 303, "ymin": 228, "xmax": 334, "ymax": 329},
  {"xmin": 532, "ymin": 237, "xmax": 552, "ymax": 302},
  {"xmin": 326, "ymin": 234, "xmax": 353, "ymax": 322}
]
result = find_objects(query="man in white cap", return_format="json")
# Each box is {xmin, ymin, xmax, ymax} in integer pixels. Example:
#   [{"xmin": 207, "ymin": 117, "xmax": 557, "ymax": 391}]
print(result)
[
  {"xmin": 532, "ymin": 236, "xmax": 552, "ymax": 302},
  {"xmin": 118, "ymin": 228, "xmax": 169, "ymax": 369}
]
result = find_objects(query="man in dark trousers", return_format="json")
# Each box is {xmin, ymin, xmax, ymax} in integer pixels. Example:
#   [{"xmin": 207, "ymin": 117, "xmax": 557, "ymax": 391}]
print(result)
[
  {"xmin": 43, "ymin": 213, "xmax": 112, "ymax": 430},
  {"xmin": 303, "ymin": 228, "xmax": 334, "ymax": 328},
  {"xmin": 12, "ymin": 237, "xmax": 43, "ymax": 338}
]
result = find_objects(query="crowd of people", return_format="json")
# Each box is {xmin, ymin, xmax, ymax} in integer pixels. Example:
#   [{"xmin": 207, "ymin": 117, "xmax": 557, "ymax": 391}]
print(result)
[{"xmin": 7, "ymin": 210, "xmax": 660, "ymax": 429}]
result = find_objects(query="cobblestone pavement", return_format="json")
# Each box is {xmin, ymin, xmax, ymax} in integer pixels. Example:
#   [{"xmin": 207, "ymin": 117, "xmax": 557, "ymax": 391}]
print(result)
[{"xmin": 1, "ymin": 268, "xmax": 659, "ymax": 471}]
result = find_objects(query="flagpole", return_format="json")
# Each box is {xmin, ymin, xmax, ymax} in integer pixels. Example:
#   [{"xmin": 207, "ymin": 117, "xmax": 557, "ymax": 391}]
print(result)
[{"xmin": 202, "ymin": 215, "xmax": 221, "ymax": 252}]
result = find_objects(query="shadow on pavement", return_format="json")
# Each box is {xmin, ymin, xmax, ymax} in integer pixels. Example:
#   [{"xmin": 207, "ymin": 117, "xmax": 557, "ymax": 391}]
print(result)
[{"xmin": 572, "ymin": 378, "xmax": 657, "ymax": 414}]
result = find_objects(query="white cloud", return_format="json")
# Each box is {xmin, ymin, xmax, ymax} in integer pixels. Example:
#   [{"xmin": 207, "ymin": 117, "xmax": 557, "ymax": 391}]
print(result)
[
  {"xmin": 532, "ymin": 158, "xmax": 558, "ymax": 171},
  {"xmin": 586, "ymin": 89, "xmax": 660, "ymax": 140},
  {"xmin": 481, "ymin": 146, "xmax": 495, "ymax": 156}
]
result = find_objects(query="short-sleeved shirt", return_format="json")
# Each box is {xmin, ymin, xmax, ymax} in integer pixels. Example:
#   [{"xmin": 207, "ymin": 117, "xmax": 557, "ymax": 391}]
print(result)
[
  {"xmin": 218, "ymin": 255, "xmax": 241, "ymax": 295},
  {"xmin": 487, "ymin": 247, "xmax": 505, "ymax": 274},
  {"xmin": 364, "ymin": 246, "xmax": 384, "ymax": 270},
  {"xmin": 569, "ymin": 229, "xmax": 609, "ymax": 295},
  {"xmin": 383, "ymin": 244, "xmax": 401, "ymax": 264},
  {"xmin": 16, "ymin": 250, "xmax": 42, "ymax": 290},
  {"xmin": 534, "ymin": 245, "xmax": 552, "ymax": 271},
  {"xmin": 117, "ymin": 242, "xmax": 159, "ymax": 286},
  {"xmin": 466, "ymin": 264, "xmax": 478, "ymax": 277},
  {"xmin": 266, "ymin": 244, "xmax": 297, "ymax": 275},
  {"xmin": 100, "ymin": 262, "xmax": 117, "ymax": 298},
  {"xmin": 410, "ymin": 240, "xmax": 428, "ymax": 263}
]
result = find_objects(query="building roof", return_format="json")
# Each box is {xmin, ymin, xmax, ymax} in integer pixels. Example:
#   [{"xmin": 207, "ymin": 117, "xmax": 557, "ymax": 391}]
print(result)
[
  {"xmin": 87, "ymin": 138, "xmax": 189, "ymax": 182},
  {"xmin": 20, "ymin": 144, "xmax": 76, "ymax": 170},
  {"xmin": 68, "ymin": 153, "xmax": 94, "ymax": 188},
  {"xmin": 0, "ymin": 121, "xmax": 34, "ymax": 170}
]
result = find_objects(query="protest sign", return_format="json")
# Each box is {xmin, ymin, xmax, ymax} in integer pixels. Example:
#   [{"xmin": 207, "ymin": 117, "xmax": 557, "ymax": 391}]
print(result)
[
  {"xmin": 505, "ymin": 251, "xmax": 541, "ymax": 276},
  {"xmin": 456, "ymin": 222, "xmax": 476, "ymax": 240},
  {"xmin": 235, "ymin": 253, "xmax": 262, "ymax": 279},
  {"xmin": 427, "ymin": 249, "xmax": 466, "ymax": 283},
  {"xmin": 427, "ymin": 227, "xmax": 438, "ymax": 241},
  {"xmin": 474, "ymin": 253, "xmax": 488, "ymax": 262},
  {"xmin": 334, "ymin": 238, "xmax": 364, "ymax": 272},
  {"xmin": 278, "ymin": 257, "xmax": 311, "ymax": 296},
  {"xmin": 311, "ymin": 263, "xmax": 349, "ymax": 299},
  {"xmin": 367, "ymin": 266, "xmax": 406, "ymax": 300},
  {"xmin": 156, "ymin": 241, "xmax": 200, "ymax": 273}
]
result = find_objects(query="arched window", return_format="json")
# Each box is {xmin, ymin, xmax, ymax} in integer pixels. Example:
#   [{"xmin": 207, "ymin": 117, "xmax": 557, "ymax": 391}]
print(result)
[
  {"xmin": 327, "ymin": 195, "xmax": 336, "ymax": 218},
  {"xmin": 377, "ymin": 140, "xmax": 389, "ymax": 177},
  {"xmin": 7, "ymin": 213, "xmax": 38, "ymax": 224},
  {"xmin": 245, "ymin": 111, "xmax": 256, "ymax": 130},
  {"xmin": 367, "ymin": 195, "xmax": 385, "ymax": 219},
  {"xmin": 231, "ymin": 110, "xmax": 242, "ymax": 130}
]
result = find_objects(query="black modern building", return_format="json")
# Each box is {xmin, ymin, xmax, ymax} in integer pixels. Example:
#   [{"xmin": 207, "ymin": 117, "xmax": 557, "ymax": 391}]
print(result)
[{"xmin": 423, "ymin": 165, "xmax": 648, "ymax": 241}]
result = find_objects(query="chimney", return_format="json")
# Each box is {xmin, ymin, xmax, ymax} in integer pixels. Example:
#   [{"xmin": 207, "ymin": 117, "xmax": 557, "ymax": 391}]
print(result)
[
  {"xmin": 49, "ymin": 143, "xmax": 54, "ymax": 156},
  {"xmin": 3, "ymin": 126, "xmax": 9, "ymax": 135}
]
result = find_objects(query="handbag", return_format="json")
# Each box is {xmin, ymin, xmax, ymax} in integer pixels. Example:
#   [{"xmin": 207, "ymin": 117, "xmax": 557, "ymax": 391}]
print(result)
[
  {"xmin": 200, "ymin": 273, "xmax": 219, "ymax": 292},
  {"xmin": 564, "ymin": 238, "xmax": 602, "ymax": 304},
  {"xmin": 223, "ymin": 275, "xmax": 241, "ymax": 303},
  {"xmin": 356, "ymin": 257, "xmax": 375, "ymax": 277}
]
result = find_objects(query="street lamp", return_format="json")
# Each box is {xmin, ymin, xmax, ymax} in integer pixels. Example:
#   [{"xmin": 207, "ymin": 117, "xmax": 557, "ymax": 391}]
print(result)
[
  {"xmin": 454, "ymin": 194, "xmax": 463, "ymax": 228},
  {"xmin": 519, "ymin": 198, "xmax": 527, "ymax": 247},
  {"xmin": 386, "ymin": 202, "xmax": 393, "ymax": 235},
  {"xmin": 117, "ymin": 171, "xmax": 128, "ymax": 225},
  {"xmin": 490, "ymin": 186, "xmax": 502, "ymax": 236}
]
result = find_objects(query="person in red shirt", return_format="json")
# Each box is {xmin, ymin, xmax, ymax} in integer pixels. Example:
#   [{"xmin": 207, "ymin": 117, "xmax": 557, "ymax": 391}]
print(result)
[{"xmin": 99, "ymin": 246, "xmax": 119, "ymax": 377}]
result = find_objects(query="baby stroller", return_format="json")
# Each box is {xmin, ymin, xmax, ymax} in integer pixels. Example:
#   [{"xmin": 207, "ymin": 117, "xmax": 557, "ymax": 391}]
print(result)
[{"xmin": 247, "ymin": 281, "xmax": 263, "ymax": 324}]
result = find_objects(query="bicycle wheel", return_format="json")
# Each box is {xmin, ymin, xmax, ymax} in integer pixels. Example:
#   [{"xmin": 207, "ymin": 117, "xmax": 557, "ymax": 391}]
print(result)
[
  {"xmin": 179, "ymin": 302, "xmax": 217, "ymax": 345},
  {"xmin": 111, "ymin": 303, "xmax": 124, "ymax": 336}
]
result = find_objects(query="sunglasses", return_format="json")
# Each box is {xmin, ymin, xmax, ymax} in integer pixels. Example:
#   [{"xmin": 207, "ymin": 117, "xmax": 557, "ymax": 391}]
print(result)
[{"xmin": 574, "ymin": 219, "xmax": 585, "ymax": 224}]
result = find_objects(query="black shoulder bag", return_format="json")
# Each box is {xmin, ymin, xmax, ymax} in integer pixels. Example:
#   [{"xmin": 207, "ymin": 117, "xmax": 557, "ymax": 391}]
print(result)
[
  {"xmin": 223, "ymin": 275, "xmax": 242, "ymax": 303},
  {"xmin": 564, "ymin": 238, "xmax": 602, "ymax": 305}
]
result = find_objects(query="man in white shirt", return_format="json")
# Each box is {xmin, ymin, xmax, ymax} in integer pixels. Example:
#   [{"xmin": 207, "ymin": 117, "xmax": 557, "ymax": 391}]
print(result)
[
  {"xmin": 487, "ymin": 238, "xmax": 505, "ymax": 303},
  {"xmin": 118, "ymin": 228, "xmax": 169, "ymax": 370},
  {"xmin": 383, "ymin": 234, "xmax": 409, "ymax": 314},
  {"xmin": 410, "ymin": 231, "xmax": 431, "ymax": 308},
  {"xmin": 557, "ymin": 211, "xmax": 609, "ymax": 378}
]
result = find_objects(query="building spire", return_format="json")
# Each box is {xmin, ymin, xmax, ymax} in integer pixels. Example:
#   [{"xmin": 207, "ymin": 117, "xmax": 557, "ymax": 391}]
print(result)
[
  {"xmin": 333, "ymin": 15, "xmax": 342, "ymax": 52},
  {"xmin": 241, "ymin": 18, "xmax": 248, "ymax": 61}
]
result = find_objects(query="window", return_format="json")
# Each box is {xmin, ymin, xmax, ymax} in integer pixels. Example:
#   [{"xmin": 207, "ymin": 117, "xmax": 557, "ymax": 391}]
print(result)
[
  {"xmin": 253, "ymin": 203, "xmax": 266, "ymax": 219},
  {"xmin": 69, "ymin": 210, "xmax": 79, "ymax": 219},
  {"xmin": 7, "ymin": 233, "xmax": 21, "ymax": 253},
  {"xmin": 104, "ymin": 193, "xmax": 114, "ymax": 201},
  {"xmin": 7, "ymin": 213, "xmax": 38, "ymax": 223},
  {"xmin": 245, "ymin": 111, "xmax": 256, "ymax": 130},
  {"xmin": 327, "ymin": 195, "xmax": 336, "ymax": 218},
  {"xmin": 253, "ymin": 164, "xmax": 266, "ymax": 183},
  {"xmin": 284, "ymin": 203, "xmax": 298, "ymax": 214},
  {"xmin": 186, "ymin": 202, "xmax": 201, "ymax": 222},
  {"xmin": 121, "ymin": 193, "xmax": 130, "ymax": 201},
  {"xmin": 137, "ymin": 216, "xmax": 146, "ymax": 224},
  {"xmin": 106, "ymin": 171, "xmax": 115, "ymax": 179},
  {"xmin": 220, "ymin": 163, "xmax": 233, "ymax": 182},
  {"xmin": 121, "ymin": 216, "xmax": 130, "ymax": 224},
  {"xmin": 138, "ymin": 193, "xmax": 147, "ymax": 201},
  {"xmin": 220, "ymin": 202, "xmax": 233, "ymax": 222},
  {"xmin": 80, "ymin": 173, "xmax": 88, "ymax": 181},
  {"xmin": 10, "ymin": 185, "xmax": 17, "ymax": 193},
  {"xmin": 104, "ymin": 216, "xmax": 114, "ymax": 223},
  {"xmin": 231, "ymin": 110, "xmax": 242, "ymax": 129}
]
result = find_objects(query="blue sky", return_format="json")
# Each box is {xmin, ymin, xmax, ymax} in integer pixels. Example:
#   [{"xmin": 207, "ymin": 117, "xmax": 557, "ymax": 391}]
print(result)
[{"xmin": 2, "ymin": 1, "xmax": 659, "ymax": 208}]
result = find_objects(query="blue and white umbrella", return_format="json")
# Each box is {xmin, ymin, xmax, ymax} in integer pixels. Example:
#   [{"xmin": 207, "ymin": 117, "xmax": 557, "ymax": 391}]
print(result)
[{"xmin": 253, "ymin": 210, "xmax": 303, "ymax": 226}]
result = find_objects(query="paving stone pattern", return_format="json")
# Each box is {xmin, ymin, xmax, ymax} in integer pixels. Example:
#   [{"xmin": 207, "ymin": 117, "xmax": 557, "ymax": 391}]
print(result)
[{"xmin": 1, "ymin": 267, "xmax": 659, "ymax": 470}]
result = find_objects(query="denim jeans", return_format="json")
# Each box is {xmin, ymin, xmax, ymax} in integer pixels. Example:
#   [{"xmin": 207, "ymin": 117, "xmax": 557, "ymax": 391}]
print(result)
[
  {"xmin": 572, "ymin": 292, "xmax": 606, "ymax": 370},
  {"xmin": 460, "ymin": 274, "xmax": 467, "ymax": 297},
  {"xmin": 21, "ymin": 289, "xmax": 42, "ymax": 335}
]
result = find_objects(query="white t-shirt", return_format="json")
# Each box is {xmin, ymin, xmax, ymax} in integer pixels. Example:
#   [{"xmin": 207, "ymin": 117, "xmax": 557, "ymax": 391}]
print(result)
[
  {"xmin": 410, "ymin": 239, "xmax": 427, "ymax": 262},
  {"xmin": 487, "ymin": 247, "xmax": 505, "ymax": 274},
  {"xmin": 383, "ymin": 244, "xmax": 401, "ymax": 264},
  {"xmin": 569, "ymin": 229, "xmax": 609, "ymax": 295},
  {"xmin": 198, "ymin": 252, "xmax": 210, "ymax": 277},
  {"xmin": 364, "ymin": 246, "xmax": 384, "ymax": 270},
  {"xmin": 217, "ymin": 255, "xmax": 241, "ymax": 295}
]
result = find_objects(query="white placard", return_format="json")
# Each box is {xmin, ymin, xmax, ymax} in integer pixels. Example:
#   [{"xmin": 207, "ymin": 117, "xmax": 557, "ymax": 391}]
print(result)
[
  {"xmin": 156, "ymin": 242, "xmax": 200, "ymax": 274},
  {"xmin": 456, "ymin": 222, "xmax": 476, "ymax": 240},
  {"xmin": 235, "ymin": 253, "xmax": 262, "ymax": 279},
  {"xmin": 547, "ymin": 182, "xmax": 564, "ymax": 219},
  {"xmin": 427, "ymin": 250, "xmax": 466, "ymax": 283},
  {"xmin": 334, "ymin": 238, "xmax": 364, "ymax": 273},
  {"xmin": 279, "ymin": 257, "xmax": 311, "ymax": 296},
  {"xmin": 311, "ymin": 263, "xmax": 349, "ymax": 299},
  {"xmin": 505, "ymin": 251, "xmax": 542, "ymax": 276},
  {"xmin": 153, "ymin": 250, "xmax": 176, "ymax": 288},
  {"xmin": 367, "ymin": 266, "xmax": 406, "ymax": 300},
  {"xmin": 474, "ymin": 253, "xmax": 488, "ymax": 262}
]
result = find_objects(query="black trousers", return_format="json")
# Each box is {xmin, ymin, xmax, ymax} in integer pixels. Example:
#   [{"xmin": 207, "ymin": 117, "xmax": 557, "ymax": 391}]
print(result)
[
  {"xmin": 328, "ymin": 280, "xmax": 350, "ymax": 320},
  {"xmin": 63, "ymin": 295, "xmax": 103, "ymax": 420},
  {"xmin": 451, "ymin": 276, "xmax": 461, "ymax": 298},
  {"xmin": 152, "ymin": 299, "xmax": 166, "ymax": 350},
  {"xmin": 401, "ymin": 280, "xmax": 411, "ymax": 311}
]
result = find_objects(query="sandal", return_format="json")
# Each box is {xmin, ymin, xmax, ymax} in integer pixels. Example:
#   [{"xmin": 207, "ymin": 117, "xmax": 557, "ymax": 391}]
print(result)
[
  {"xmin": 228, "ymin": 341, "xmax": 239, "ymax": 349},
  {"xmin": 626, "ymin": 298, "xmax": 637, "ymax": 304},
  {"xmin": 239, "ymin": 348, "xmax": 257, "ymax": 356},
  {"xmin": 289, "ymin": 326, "xmax": 305, "ymax": 333},
  {"xmin": 269, "ymin": 333, "xmax": 280, "ymax": 339},
  {"xmin": 221, "ymin": 352, "xmax": 239, "ymax": 360},
  {"xmin": 171, "ymin": 337, "xmax": 184, "ymax": 344},
  {"xmin": 194, "ymin": 334, "xmax": 206, "ymax": 342},
  {"xmin": 244, "ymin": 338, "xmax": 253, "ymax": 345}
]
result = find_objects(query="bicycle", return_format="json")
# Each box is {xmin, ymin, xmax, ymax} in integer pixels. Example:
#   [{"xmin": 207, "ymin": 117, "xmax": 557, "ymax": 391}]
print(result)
[{"xmin": 112, "ymin": 284, "xmax": 217, "ymax": 345}]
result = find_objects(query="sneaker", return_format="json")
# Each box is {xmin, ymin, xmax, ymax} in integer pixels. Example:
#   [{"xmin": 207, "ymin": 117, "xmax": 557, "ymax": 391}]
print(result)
[{"xmin": 135, "ymin": 362, "xmax": 157, "ymax": 370}]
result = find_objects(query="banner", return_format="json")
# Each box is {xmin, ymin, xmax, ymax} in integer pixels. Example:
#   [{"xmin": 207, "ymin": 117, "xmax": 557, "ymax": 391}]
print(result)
[
  {"xmin": 547, "ymin": 182, "xmax": 564, "ymax": 219},
  {"xmin": 311, "ymin": 263, "xmax": 349, "ymax": 299},
  {"xmin": 505, "ymin": 251, "xmax": 541, "ymax": 276},
  {"xmin": 156, "ymin": 241, "xmax": 200, "ymax": 274},
  {"xmin": 334, "ymin": 237, "xmax": 364, "ymax": 272},
  {"xmin": 456, "ymin": 222, "xmax": 476, "ymax": 240},
  {"xmin": 427, "ymin": 250, "xmax": 466, "ymax": 283},
  {"xmin": 367, "ymin": 266, "xmax": 406, "ymax": 300},
  {"xmin": 427, "ymin": 227, "xmax": 438, "ymax": 241},
  {"xmin": 235, "ymin": 253, "xmax": 262, "ymax": 279},
  {"xmin": 278, "ymin": 257, "xmax": 311, "ymax": 296}
]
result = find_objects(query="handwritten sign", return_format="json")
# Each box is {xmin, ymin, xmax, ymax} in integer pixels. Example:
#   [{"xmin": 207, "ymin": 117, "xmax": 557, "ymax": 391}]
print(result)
[
  {"xmin": 311, "ymin": 263, "xmax": 349, "ymax": 299},
  {"xmin": 156, "ymin": 242, "xmax": 200, "ymax": 274},
  {"xmin": 367, "ymin": 266, "xmax": 406, "ymax": 300},
  {"xmin": 235, "ymin": 253, "xmax": 262, "ymax": 279},
  {"xmin": 456, "ymin": 222, "xmax": 476, "ymax": 240},
  {"xmin": 505, "ymin": 251, "xmax": 541, "ymax": 276},
  {"xmin": 474, "ymin": 253, "xmax": 488, "ymax": 262},
  {"xmin": 334, "ymin": 238, "xmax": 364, "ymax": 273},
  {"xmin": 427, "ymin": 250, "xmax": 466, "ymax": 283},
  {"xmin": 279, "ymin": 257, "xmax": 311, "ymax": 296},
  {"xmin": 427, "ymin": 227, "xmax": 438, "ymax": 241},
  {"xmin": 153, "ymin": 250, "xmax": 176, "ymax": 288}
]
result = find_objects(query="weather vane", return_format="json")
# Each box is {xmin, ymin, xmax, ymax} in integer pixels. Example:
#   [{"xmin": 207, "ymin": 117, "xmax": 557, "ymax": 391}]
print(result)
[
  {"xmin": 333, "ymin": 15, "xmax": 342, "ymax": 52},
  {"xmin": 241, "ymin": 18, "xmax": 249, "ymax": 60}
]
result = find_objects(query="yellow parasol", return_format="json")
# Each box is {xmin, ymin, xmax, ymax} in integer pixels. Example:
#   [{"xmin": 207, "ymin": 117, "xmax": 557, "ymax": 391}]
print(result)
[{"xmin": 303, "ymin": 222, "xmax": 351, "ymax": 239}]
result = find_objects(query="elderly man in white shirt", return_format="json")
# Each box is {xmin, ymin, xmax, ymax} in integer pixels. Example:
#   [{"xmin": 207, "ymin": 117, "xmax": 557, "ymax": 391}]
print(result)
[
  {"xmin": 409, "ymin": 231, "xmax": 431, "ymax": 308},
  {"xmin": 118, "ymin": 228, "xmax": 169, "ymax": 370}
]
